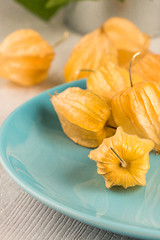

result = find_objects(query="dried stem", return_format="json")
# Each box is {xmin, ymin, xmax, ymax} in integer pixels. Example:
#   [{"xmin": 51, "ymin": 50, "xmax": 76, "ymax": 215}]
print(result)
[
  {"xmin": 129, "ymin": 52, "xmax": 141, "ymax": 87},
  {"xmin": 151, "ymin": 32, "xmax": 160, "ymax": 38},
  {"xmin": 52, "ymin": 31, "xmax": 69, "ymax": 48},
  {"xmin": 109, "ymin": 147, "xmax": 127, "ymax": 168}
]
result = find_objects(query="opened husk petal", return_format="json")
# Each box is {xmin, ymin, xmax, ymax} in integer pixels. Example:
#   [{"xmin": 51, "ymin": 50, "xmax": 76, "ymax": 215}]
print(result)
[{"xmin": 89, "ymin": 127, "xmax": 154, "ymax": 189}]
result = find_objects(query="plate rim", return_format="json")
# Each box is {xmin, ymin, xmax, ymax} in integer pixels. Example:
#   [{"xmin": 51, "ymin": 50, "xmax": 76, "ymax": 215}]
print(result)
[{"xmin": 0, "ymin": 79, "xmax": 159, "ymax": 240}]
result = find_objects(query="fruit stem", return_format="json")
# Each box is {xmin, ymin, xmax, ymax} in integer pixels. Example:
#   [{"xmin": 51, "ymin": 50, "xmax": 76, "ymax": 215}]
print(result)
[
  {"xmin": 151, "ymin": 32, "xmax": 160, "ymax": 38},
  {"xmin": 52, "ymin": 31, "xmax": 69, "ymax": 48},
  {"xmin": 109, "ymin": 147, "xmax": 127, "ymax": 168},
  {"xmin": 129, "ymin": 52, "xmax": 141, "ymax": 87}
]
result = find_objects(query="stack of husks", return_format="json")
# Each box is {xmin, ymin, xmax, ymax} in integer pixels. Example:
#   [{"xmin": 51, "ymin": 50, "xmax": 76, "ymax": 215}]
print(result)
[{"xmin": 50, "ymin": 17, "xmax": 160, "ymax": 189}]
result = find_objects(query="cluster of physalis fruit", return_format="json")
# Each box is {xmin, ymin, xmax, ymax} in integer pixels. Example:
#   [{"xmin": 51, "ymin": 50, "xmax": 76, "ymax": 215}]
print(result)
[
  {"xmin": 50, "ymin": 18, "xmax": 160, "ymax": 189},
  {"xmin": 1, "ymin": 17, "xmax": 160, "ymax": 189}
]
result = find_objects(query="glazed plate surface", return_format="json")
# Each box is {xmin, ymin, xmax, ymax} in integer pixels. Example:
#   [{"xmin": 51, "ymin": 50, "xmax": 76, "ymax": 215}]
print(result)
[{"xmin": 0, "ymin": 79, "xmax": 160, "ymax": 240}]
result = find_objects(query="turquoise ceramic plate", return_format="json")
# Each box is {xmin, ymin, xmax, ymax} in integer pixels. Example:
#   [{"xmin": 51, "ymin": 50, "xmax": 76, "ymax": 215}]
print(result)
[{"xmin": 0, "ymin": 79, "xmax": 160, "ymax": 240}]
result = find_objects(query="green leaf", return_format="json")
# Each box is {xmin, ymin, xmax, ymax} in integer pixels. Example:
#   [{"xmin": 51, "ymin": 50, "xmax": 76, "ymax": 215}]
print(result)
[
  {"xmin": 15, "ymin": 0, "xmax": 64, "ymax": 20},
  {"xmin": 46, "ymin": 0, "xmax": 70, "ymax": 9},
  {"xmin": 15, "ymin": 0, "xmax": 126, "ymax": 21}
]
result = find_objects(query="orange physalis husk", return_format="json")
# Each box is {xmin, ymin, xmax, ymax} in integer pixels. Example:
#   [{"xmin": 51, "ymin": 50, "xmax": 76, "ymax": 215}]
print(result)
[
  {"xmin": 112, "ymin": 81, "xmax": 160, "ymax": 153},
  {"xmin": 64, "ymin": 28, "xmax": 117, "ymax": 83},
  {"xmin": 132, "ymin": 51, "xmax": 160, "ymax": 84},
  {"xmin": 89, "ymin": 127, "xmax": 154, "ymax": 189},
  {"xmin": 103, "ymin": 17, "xmax": 151, "ymax": 68},
  {"xmin": 0, "ymin": 29, "xmax": 54, "ymax": 86},
  {"xmin": 50, "ymin": 87, "xmax": 113, "ymax": 148},
  {"xmin": 87, "ymin": 61, "xmax": 142, "ymax": 106}
]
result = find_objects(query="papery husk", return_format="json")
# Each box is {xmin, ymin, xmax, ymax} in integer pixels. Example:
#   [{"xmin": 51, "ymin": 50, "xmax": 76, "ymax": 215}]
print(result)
[
  {"xmin": 112, "ymin": 81, "xmax": 160, "ymax": 152},
  {"xmin": 50, "ymin": 87, "xmax": 112, "ymax": 148},
  {"xmin": 87, "ymin": 61, "xmax": 142, "ymax": 106},
  {"xmin": 132, "ymin": 51, "xmax": 160, "ymax": 84},
  {"xmin": 103, "ymin": 17, "xmax": 151, "ymax": 68},
  {"xmin": 64, "ymin": 28, "xmax": 117, "ymax": 83},
  {"xmin": 0, "ymin": 29, "xmax": 54, "ymax": 86},
  {"xmin": 89, "ymin": 127, "xmax": 154, "ymax": 189}
]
